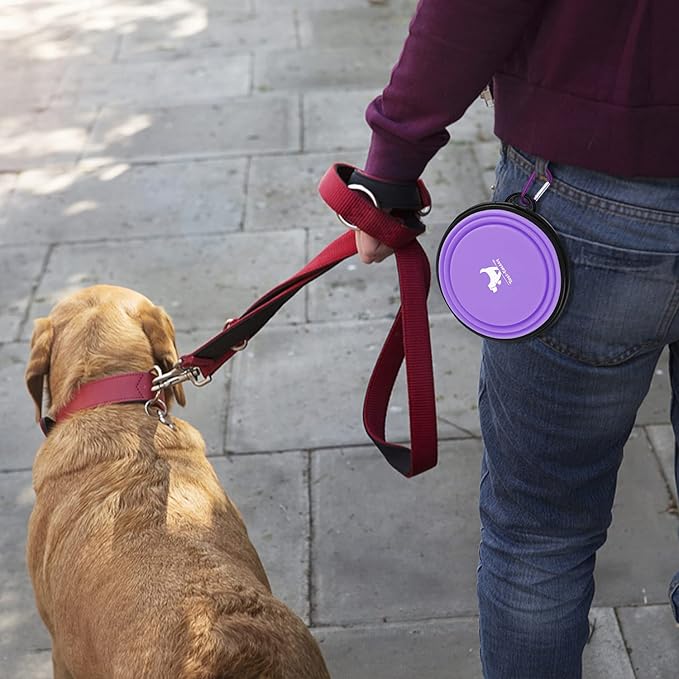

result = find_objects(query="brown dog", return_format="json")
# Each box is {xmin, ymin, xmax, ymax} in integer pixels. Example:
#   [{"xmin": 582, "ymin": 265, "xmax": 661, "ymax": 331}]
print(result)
[{"xmin": 25, "ymin": 284, "xmax": 330, "ymax": 679}]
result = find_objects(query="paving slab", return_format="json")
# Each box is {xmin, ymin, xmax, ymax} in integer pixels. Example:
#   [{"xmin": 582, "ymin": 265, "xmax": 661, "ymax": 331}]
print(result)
[
  {"xmin": 311, "ymin": 441, "xmax": 483, "ymax": 625},
  {"xmin": 118, "ymin": 9, "xmax": 297, "ymax": 60},
  {"xmin": 4, "ymin": 158, "xmax": 246, "ymax": 245},
  {"xmin": 0, "ymin": 244, "xmax": 49, "ymax": 343},
  {"xmin": 303, "ymin": 89, "xmax": 378, "ymax": 152},
  {"xmin": 26, "ymin": 229, "xmax": 307, "ymax": 336},
  {"xmin": 226, "ymin": 316, "xmax": 481, "ymax": 453},
  {"xmin": 244, "ymin": 151, "xmax": 364, "ymax": 232},
  {"xmin": 255, "ymin": 45, "xmax": 401, "ymax": 92},
  {"xmin": 84, "ymin": 95, "xmax": 301, "ymax": 163},
  {"xmin": 0, "ymin": 108, "xmax": 96, "ymax": 172},
  {"xmin": 211, "ymin": 452, "xmax": 310, "ymax": 621},
  {"xmin": 0, "ymin": 60, "xmax": 66, "ymax": 114},
  {"xmin": 0, "ymin": 650, "xmax": 52, "ymax": 679},
  {"xmin": 314, "ymin": 618, "xmax": 482, "ymax": 679},
  {"xmin": 0, "ymin": 343, "xmax": 43, "ymax": 472},
  {"xmin": 594, "ymin": 429, "xmax": 679, "ymax": 607},
  {"xmin": 646, "ymin": 424, "xmax": 677, "ymax": 504},
  {"xmin": 298, "ymin": 7, "xmax": 411, "ymax": 48},
  {"xmin": 314, "ymin": 608, "xmax": 633, "ymax": 679},
  {"xmin": 616, "ymin": 604, "xmax": 679, "ymax": 679},
  {"xmin": 2, "ymin": 22, "xmax": 120, "ymax": 67},
  {"xmin": 0, "ymin": 471, "xmax": 51, "ymax": 655},
  {"xmin": 0, "ymin": 173, "xmax": 17, "ymax": 226},
  {"xmin": 583, "ymin": 607, "xmax": 636, "ymax": 679},
  {"xmin": 54, "ymin": 53, "xmax": 252, "ymax": 108}
]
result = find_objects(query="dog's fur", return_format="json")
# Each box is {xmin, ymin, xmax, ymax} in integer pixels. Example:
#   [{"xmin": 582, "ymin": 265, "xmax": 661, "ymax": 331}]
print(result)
[{"xmin": 25, "ymin": 285, "xmax": 330, "ymax": 679}]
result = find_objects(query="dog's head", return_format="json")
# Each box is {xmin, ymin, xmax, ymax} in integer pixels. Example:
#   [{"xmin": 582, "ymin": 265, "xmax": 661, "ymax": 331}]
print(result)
[{"xmin": 25, "ymin": 285, "xmax": 186, "ymax": 422}]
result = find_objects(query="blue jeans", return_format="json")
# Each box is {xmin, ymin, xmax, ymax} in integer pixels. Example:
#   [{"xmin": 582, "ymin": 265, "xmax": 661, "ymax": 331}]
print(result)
[{"xmin": 478, "ymin": 145, "xmax": 679, "ymax": 679}]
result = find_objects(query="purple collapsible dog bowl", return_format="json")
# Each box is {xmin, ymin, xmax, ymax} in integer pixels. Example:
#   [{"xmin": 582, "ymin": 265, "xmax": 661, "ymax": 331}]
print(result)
[{"xmin": 437, "ymin": 194, "xmax": 569, "ymax": 340}]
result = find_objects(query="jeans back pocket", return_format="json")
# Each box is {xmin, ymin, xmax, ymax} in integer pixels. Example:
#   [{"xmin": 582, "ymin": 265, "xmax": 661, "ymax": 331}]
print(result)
[{"xmin": 538, "ymin": 232, "xmax": 677, "ymax": 366}]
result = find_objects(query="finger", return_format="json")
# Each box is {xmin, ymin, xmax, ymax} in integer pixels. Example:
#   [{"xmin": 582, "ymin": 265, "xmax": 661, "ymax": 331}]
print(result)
[{"xmin": 355, "ymin": 231, "xmax": 393, "ymax": 264}]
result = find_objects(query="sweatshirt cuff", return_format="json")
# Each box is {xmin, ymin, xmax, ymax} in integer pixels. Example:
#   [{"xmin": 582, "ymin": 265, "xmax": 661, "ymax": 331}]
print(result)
[{"xmin": 364, "ymin": 131, "xmax": 446, "ymax": 183}]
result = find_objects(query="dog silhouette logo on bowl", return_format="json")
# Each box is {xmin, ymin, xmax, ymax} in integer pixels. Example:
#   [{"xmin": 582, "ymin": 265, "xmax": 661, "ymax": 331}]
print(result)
[{"xmin": 480, "ymin": 266, "xmax": 503, "ymax": 293}]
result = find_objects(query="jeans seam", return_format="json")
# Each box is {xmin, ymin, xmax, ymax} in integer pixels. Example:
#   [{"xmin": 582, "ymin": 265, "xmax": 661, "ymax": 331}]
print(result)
[
  {"xmin": 538, "ymin": 334, "xmax": 657, "ymax": 366},
  {"xmin": 657, "ymin": 280, "xmax": 679, "ymax": 341},
  {"xmin": 506, "ymin": 146, "xmax": 679, "ymax": 225}
]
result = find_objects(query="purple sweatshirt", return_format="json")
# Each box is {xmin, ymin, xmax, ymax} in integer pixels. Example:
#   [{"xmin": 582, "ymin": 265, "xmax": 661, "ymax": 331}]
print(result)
[{"xmin": 365, "ymin": 0, "xmax": 679, "ymax": 181}]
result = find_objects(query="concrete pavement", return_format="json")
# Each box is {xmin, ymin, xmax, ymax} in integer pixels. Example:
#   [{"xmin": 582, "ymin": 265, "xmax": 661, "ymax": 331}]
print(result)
[{"xmin": 1, "ymin": 0, "xmax": 679, "ymax": 676}]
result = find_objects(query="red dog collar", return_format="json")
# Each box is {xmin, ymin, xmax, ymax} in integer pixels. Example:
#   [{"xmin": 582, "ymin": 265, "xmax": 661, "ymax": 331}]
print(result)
[{"xmin": 40, "ymin": 371, "xmax": 155, "ymax": 435}]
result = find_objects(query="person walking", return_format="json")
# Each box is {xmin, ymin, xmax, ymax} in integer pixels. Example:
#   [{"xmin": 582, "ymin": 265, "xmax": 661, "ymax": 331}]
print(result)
[{"xmin": 343, "ymin": 1, "xmax": 679, "ymax": 677}]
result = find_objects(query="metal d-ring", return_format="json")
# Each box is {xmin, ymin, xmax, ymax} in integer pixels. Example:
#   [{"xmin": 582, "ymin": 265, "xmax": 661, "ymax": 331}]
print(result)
[
  {"xmin": 224, "ymin": 319, "xmax": 248, "ymax": 352},
  {"xmin": 337, "ymin": 183, "xmax": 379, "ymax": 231}
]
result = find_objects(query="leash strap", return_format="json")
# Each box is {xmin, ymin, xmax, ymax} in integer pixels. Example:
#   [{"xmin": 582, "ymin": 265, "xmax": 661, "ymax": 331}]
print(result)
[{"xmin": 178, "ymin": 164, "xmax": 438, "ymax": 477}]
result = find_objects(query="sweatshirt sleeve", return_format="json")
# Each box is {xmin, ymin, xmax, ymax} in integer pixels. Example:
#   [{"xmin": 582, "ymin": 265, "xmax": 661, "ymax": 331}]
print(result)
[{"xmin": 364, "ymin": 0, "xmax": 546, "ymax": 181}]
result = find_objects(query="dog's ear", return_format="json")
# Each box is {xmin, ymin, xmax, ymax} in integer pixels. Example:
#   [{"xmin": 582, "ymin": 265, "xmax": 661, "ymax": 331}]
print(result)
[
  {"xmin": 25, "ymin": 317, "xmax": 53, "ymax": 422},
  {"xmin": 140, "ymin": 304, "xmax": 186, "ymax": 407}
]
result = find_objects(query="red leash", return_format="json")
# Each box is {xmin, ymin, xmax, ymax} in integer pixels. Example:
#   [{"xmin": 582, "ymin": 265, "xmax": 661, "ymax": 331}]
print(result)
[{"xmin": 42, "ymin": 164, "xmax": 439, "ymax": 478}]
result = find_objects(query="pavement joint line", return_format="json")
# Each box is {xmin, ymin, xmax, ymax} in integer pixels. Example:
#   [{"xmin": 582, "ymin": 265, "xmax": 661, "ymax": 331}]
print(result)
[
  {"xmin": 0, "ymin": 466, "xmax": 32, "ymax": 474},
  {"xmin": 305, "ymin": 449, "xmax": 314, "ymax": 625},
  {"xmin": 293, "ymin": 8, "xmax": 302, "ymax": 49},
  {"xmin": 312, "ymin": 609, "xmax": 481, "ymax": 629},
  {"xmin": 76, "ymin": 103, "xmax": 104, "ymax": 167},
  {"xmin": 220, "ymin": 359, "xmax": 232, "ymax": 459},
  {"xmin": 303, "ymin": 227, "xmax": 311, "ymax": 323},
  {"xmin": 298, "ymin": 91, "xmax": 305, "ymax": 153},
  {"xmin": 43, "ymin": 228, "xmax": 308, "ymax": 250},
  {"xmin": 308, "ymin": 447, "xmax": 319, "ymax": 626},
  {"xmin": 112, "ymin": 32, "xmax": 124, "ymax": 64},
  {"xmin": 239, "ymin": 155, "xmax": 252, "ymax": 231},
  {"xmin": 308, "ymin": 612, "xmax": 481, "ymax": 631},
  {"xmin": 1, "ymin": 229, "xmax": 248, "ymax": 249},
  {"xmin": 437, "ymin": 414, "xmax": 477, "ymax": 439},
  {"xmin": 15, "ymin": 242, "xmax": 54, "ymax": 342},
  {"xmin": 213, "ymin": 435, "xmax": 480, "ymax": 458},
  {"xmin": 612, "ymin": 606, "xmax": 639, "ymax": 679},
  {"xmin": 68, "ymin": 142, "xmax": 409, "ymax": 170},
  {"xmin": 640, "ymin": 425, "xmax": 677, "ymax": 511}
]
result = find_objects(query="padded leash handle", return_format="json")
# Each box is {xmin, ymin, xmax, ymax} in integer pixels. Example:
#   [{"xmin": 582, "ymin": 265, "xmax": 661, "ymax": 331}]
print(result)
[{"xmin": 178, "ymin": 164, "xmax": 438, "ymax": 477}]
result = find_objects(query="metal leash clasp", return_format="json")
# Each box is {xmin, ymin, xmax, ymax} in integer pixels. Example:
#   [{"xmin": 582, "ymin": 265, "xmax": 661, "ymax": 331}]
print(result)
[
  {"xmin": 146, "ymin": 365, "xmax": 174, "ymax": 428},
  {"xmin": 150, "ymin": 363, "xmax": 212, "ymax": 394}
]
